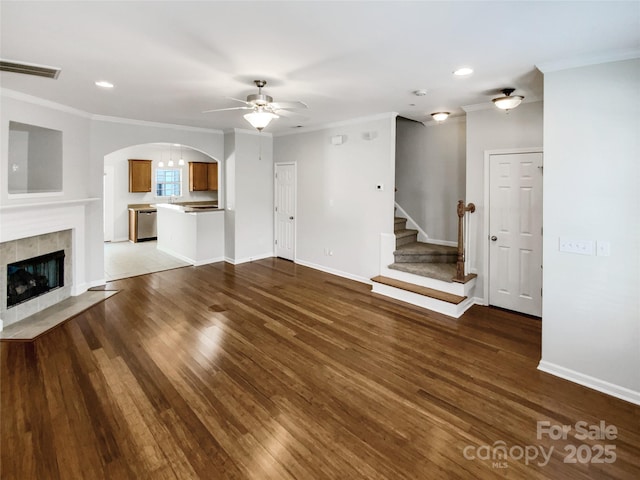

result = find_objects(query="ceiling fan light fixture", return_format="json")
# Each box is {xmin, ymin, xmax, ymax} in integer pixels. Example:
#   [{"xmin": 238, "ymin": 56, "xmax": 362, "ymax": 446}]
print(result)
[
  {"xmin": 431, "ymin": 112, "xmax": 450, "ymax": 122},
  {"xmin": 244, "ymin": 110, "xmax": 279, "ymax": 131},
  {"xmin": 492, "ymin": 88, "xmax": 524, "ymax": 110}
]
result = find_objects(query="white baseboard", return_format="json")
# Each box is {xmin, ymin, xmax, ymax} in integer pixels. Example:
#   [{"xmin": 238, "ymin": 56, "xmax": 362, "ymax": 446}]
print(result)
[
  {"xmin": 156, "ymin": 245, "xmax": 194, "ymax": 265},
  {"xmin": 88, "ymin": 278, "xmax": 107, "ymax": 288},
  {"xmin": 294, "ymin": 259, "xmax": 371, "ymax": 285},
  {"xmin": 225, "ymin": 252, "xmax": 274, "ymax": 265},
  {"xmin": 194, "ymin": 256, "xmax": 225, "ymax": 267},
  {"xmin": 72, "ymin": 283, "xmax": 89, "ymax": 296},
  {"xmin": 157, "ymin": 245, "xmax": 225, "ymax": 267},
  {"xmin": 538, "ymin": 360, "xmax": 640, "ymax": 406}
]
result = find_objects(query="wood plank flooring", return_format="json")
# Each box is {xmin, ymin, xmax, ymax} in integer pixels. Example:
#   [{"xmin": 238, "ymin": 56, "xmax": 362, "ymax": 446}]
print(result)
[{"xmin": 2, "ymin": 258, "xmax": 639, "ymax": 479}]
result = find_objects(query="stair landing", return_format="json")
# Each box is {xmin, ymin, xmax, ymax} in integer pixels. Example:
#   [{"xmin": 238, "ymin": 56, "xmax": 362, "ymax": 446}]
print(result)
[
  {"xmin": 388, "ymin": 262, "xmax": 456, "ymax": 282},
  {"xmin": 371, "ymin": 276, "xmax": 466, "ymax": 305}
]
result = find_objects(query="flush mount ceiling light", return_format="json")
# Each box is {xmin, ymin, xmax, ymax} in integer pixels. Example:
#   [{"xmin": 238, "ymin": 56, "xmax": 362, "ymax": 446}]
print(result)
[
  {"xmin": 492, "ymin": 88, "xmax": 524, "ymax": 110},
  {"xmin": 95, "ymin": 80, "xmax": 114, "ymax": 89},
  {"xmin": 453, "ymin": 67, "xmax": 473, "ymax": 76},
  {"xmin": 431, "ymin": 112, "xmax": 450, "ymax": 122}
]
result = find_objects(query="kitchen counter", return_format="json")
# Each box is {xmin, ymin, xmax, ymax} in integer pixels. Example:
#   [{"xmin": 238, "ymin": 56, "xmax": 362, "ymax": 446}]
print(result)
[
  {"xmin": 128, "ymin": 203, "xmax": 156, "ymax": 212},
  {"xmin": 155, "ymin": 203, "xmax": 222, "ymax": 213},
  {"xmin": 155, "ymin": 204, "xmax": 224, "ymax": 266}
]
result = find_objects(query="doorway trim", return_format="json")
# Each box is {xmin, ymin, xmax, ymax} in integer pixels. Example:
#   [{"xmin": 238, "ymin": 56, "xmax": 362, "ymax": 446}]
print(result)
[
  {"xmin": 274, "ymin": 162, "xmax": 297, "ymax": 261},
  {"xmin": 482, "ymin": 147, "xmax": 543, "ymax": 306},
  {"xmin": 103, "ymin": 165, "xmax": 115, "ymax": 242}
]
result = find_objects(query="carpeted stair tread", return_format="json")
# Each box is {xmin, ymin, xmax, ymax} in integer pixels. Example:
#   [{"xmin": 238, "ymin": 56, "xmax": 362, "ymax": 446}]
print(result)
[
  {"xmin": 371, "ymin": 276, "xmax": 466, "ymax": 305},
  {"xmin": 388, "ymin": 262, "xmax": 456, "ymax": 282},
  {"xmin": 395, "ymin": 241, "xmax": 457, "ymax": 255},
  {"xmin": 394, "ymin": 228, "xmax": 418, "ymax": 238}
]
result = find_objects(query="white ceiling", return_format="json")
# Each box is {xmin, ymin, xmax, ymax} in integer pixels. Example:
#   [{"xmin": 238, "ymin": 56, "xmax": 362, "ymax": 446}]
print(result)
[{"xmin": 1, "ymin": 1, "xmax": 639, "ymax": 133}]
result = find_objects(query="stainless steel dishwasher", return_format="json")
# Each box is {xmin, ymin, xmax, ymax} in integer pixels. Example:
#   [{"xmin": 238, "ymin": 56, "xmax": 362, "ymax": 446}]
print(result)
[{"xmin": 136, "ymin": 209, "xmax": 157, "ymax": 241}]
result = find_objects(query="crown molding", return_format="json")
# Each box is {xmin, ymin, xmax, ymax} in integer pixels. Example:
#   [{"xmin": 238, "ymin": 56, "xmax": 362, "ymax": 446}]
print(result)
[
  {"xmin": 1, "ymin": 88, "xmax": 222, "ymax": 133},
  {"xmin": 91, "ymin": 114, "xmax": 223, "ymax": 134},
  {"xmin": 462, "ymin": 96, "xmax": 542, "ymax": 113},
  {"xmin": 536, "ymin": 48, "xmax": 640, "ymax": 73},
  {"xmin": 1, "ymin": 88, "xmax": 92, "ymax": 118},
  {"xmin": 273, "ymin": 112, "xmax": 398, "ymax": 137},
  {"xmin": 224, "ymin": 127, "xmax": 273, "ymax": 137}
]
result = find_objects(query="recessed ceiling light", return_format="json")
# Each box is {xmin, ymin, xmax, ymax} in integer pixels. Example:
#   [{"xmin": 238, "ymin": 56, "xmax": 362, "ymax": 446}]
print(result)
[
  {"xmin": 413, "ymin": 89, "xmax": 428, "ymax": 96},
  {"xmin": 453, "ymin": 67, "xmax": 473, "ymax": 76},
  {"xmin": 95, "ymin": 80, "xmax": 114, "ymax": 88}
]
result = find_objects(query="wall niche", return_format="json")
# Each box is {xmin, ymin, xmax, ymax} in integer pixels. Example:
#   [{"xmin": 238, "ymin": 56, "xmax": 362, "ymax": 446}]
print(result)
[{"xmin": 8, "ymin": 121, "xmax": 63, "ymax": 195}]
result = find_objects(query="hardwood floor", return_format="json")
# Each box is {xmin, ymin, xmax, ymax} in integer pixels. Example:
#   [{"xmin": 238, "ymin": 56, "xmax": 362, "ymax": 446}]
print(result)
[{"xmin": 2, "ymin": 259, "xmax": 639, "ymax": 479}]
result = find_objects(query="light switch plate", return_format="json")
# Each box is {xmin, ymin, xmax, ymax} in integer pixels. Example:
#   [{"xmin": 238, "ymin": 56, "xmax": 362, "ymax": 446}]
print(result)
[{"xmin": 559, "ymin": 238, "xmax": 595, "ymax": 255}]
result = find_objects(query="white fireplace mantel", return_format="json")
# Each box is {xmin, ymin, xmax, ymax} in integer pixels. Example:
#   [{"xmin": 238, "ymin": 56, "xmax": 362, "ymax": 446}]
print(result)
[{"xmin": 0, "ymin": 197, "xmax": 100, "ymax": 295}]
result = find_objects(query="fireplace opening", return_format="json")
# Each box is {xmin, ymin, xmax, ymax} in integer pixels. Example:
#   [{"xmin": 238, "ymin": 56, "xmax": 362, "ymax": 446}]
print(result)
[{"xmin": 7, "ymin": 250, "xmax": 65, "ymax": 308}]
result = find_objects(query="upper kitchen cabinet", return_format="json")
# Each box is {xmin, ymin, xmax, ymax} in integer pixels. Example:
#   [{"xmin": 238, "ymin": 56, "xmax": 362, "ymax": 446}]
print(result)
[
  {"xmin": 128, "ymin": 159, "xmax": 152, "ymax": 192},
  {"xmin": 189, "ymin": 162, "xmax": 218, "ymax": 191}
]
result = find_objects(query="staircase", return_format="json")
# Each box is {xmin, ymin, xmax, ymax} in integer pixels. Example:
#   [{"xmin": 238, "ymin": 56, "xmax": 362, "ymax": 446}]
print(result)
[{"xmin": 370, "ymin": 210, "xmax": 477, "ymax": 318}]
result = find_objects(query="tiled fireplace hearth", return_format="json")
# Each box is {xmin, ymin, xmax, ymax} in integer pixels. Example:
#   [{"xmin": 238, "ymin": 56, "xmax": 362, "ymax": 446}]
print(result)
[{"xmin": 0, "ymin": 199, "xmax": 96, "ymax": 330}]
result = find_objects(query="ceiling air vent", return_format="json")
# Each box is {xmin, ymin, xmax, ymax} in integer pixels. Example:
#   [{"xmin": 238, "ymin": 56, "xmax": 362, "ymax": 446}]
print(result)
[{"xmin": 0, "ymin": 59, "xmax": 61, "ymax": 79}]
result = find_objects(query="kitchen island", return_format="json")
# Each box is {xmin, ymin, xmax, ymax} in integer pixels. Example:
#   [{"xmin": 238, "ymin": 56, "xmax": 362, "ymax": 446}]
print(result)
[{"xmin": 155, "ymin": 203, "xmax": 224, "ymax": 266}]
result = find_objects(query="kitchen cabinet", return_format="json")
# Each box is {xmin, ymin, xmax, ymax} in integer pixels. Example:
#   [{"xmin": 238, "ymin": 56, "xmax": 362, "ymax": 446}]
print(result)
[
  {"xmin": 128, "ymin": 159, "xmax": 152, "ymax": 192},
  {"xmin": 189, "ymin": 162, "xmax": 218, "ymax": 192}
]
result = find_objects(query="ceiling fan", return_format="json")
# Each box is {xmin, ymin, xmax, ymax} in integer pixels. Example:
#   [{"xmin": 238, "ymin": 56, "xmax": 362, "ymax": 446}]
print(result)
[{"xmin": 203, "ymin": 80, "xmax": 308, "ymax": 131}]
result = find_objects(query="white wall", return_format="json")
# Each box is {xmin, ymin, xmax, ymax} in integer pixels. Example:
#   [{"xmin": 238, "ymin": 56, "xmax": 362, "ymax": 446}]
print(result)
[
  {"xmin": 396, "ymin": 116, "xmax": 465, "ymax": 243},
  {"xmin": 7, "ymin": 129, "xmax": 29, "ymax": 192},
  {"xmin": 1, "ymin": 92, "xmax": 91, "ymax": 205},
  {"xmin": 104, "ymin": 144, "xmax": 218, "ymax": 241},
  {"xmin": 224, "ymin": 132, "xmax": 236, "ymax": 260},
  {"xmin": 539, "ymin": 58, "xmax": 640, "ymax": 403},
  {"xmin": 224, "ymin": 130, "xmax": 274, "ymax": 263},
  {"xmin": 274, "ymin": 114, "xmax": 396, "ymax": 282},
  {"xmin": 465, "ymin": 101, "xmax": 543, "ymax": 299}
]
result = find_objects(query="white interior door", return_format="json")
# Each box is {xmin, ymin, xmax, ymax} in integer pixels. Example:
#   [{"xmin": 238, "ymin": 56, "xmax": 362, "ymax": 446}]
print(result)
[
  {"xmin": 489, "ymin": 152, "xmax": 543, "ymax": 316},
  {"xmin": 275, "ymin": 163, "xmax": 296, "ymax": 261}
]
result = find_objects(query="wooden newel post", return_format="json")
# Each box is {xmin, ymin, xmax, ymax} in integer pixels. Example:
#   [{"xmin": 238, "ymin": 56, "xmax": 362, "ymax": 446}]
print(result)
[{"xmin": 456, "ymin": 200, "xmax": 476, "ymax": 281}]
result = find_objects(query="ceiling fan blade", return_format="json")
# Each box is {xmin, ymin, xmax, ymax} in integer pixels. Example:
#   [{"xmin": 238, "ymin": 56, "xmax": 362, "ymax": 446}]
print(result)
[
  {"xmin": 228, "ymin": 96, "xmax": 252, "ymax": 106},
  {"xmin": 270, "ymin": 100, "xmax": 308, "ymax": 110},
  {"xmin": 202, "ymin": 106, "xmax": 252, "ymax": 113},
  {"xmin": 273, "ymin": 109, "xmax": 307, "ymax": 119}
]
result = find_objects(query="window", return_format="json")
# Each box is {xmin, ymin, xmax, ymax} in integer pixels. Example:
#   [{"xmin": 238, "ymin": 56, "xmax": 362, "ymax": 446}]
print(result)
[{"xmin": 155, "ymin": 168, "xmax": 181, "ymax": 197}]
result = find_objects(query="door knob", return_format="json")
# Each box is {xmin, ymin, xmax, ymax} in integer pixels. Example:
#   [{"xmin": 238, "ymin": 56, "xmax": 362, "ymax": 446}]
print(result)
[
  {"xmin": 289, "ymin": 216, "xmax": 294, "ymax": 220},
  {"xmin": 490, "ymin": 236, "xmax": 497, "ymax": 241}
]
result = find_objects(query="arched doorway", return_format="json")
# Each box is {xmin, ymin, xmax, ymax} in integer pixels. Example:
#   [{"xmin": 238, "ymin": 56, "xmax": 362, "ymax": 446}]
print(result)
[{"xmin": 103, "ymin": 142, "xmax": 219, "ymax": 281}]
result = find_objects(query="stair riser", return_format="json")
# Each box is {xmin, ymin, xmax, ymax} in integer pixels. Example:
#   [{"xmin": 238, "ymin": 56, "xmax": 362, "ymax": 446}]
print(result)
[
  {"xmin": 396, "ymin": 235, "xmax": 417, "ymax": 247},
  {"xmin": 394, "ymin": 220, "xmax": 407, "ymax": 231},
  {"xmin": 393, "ymin": 253, "xmax": 457, "ymax": 264}
]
